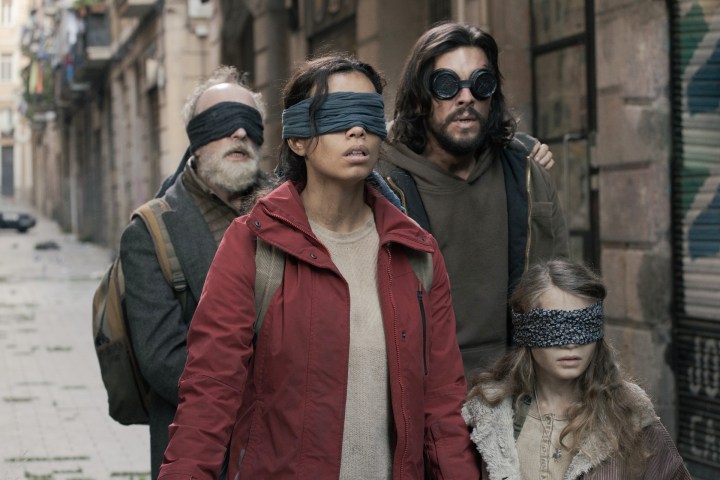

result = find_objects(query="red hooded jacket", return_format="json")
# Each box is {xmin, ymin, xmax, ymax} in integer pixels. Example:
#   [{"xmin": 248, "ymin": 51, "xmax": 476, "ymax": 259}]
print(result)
[{"xmin": 158, "ymin": 182, "xmax": 481, "ymax": 479}]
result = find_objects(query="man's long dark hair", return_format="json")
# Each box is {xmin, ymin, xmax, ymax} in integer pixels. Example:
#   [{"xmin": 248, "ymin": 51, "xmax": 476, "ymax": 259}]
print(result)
[
  {"xmin": 389, "ymin": 22, "xmax": 517, "ymax": 154},
  {"xmin": 277, "ymin": 55, "xmax": 386, "ymax": 184}
]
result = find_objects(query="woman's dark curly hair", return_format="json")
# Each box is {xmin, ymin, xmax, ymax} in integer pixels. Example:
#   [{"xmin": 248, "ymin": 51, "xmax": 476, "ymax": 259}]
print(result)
[
  {"xmin": 277, "ymin": 54, "xmax": 386, "ymax": 184},
  {"xmin": 389, "ymin": 22, "xmax": 517, "ymax": 154}
]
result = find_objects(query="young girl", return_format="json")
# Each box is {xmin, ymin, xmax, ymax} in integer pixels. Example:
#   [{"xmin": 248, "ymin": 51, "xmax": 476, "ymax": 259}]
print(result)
[
  {"xmin": 157, "ymin": 55, "xmax": 480, "ymax": 479},
  {"xmin": 463, "ymin": 259, "xmax": 691, "ymax": 479}
]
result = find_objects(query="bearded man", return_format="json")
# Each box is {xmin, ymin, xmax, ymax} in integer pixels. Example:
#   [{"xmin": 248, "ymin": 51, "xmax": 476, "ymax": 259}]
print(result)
[
  {"xmin": 119, "ymin": 66, "xmax": 272, "ymax": 479},
  {"xmin": 379, "ymin": 23, "xmax": 569, "ymax": 379}
]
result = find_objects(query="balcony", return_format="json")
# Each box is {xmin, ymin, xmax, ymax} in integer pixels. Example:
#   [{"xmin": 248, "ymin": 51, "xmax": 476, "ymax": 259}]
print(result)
[
  {"xmin": 56, "ymin": 56, "xmax": 91, "ymax": 106},
  {"xmin": 114, "ymin": 0, "xmax": 158, "ymax": 18},
  {"xmin": 21, "ymin": 60, "xmax": 56, "ymax": 122},
  {"xmin": 83, "ymin": 10, "xmax": 112, "ymax": 70},
  {"xmin": 55, "ymin": 9, "xmax": 111, "ymax": 106}
]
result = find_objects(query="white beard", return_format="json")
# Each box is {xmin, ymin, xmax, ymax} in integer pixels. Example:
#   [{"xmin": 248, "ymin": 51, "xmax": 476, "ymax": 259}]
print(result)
[{"xmin": 197, "ymin": 141, "xmax": 260, "ymax": 193}]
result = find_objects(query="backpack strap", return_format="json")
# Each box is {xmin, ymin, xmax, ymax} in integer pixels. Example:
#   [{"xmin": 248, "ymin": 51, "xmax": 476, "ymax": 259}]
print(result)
[
  {"xmin": 254, "ymin": 237, "xmax": 285, "ymax": 338},
  {"xmin": 384, "ymin": 167, "xmax": 432, "ymax": 232},
  {"xmin": 132, "ymin": 199, "xmax": 188, "ymax": 308},
  {"xmin": 512, "ymin": 131, "xmax": 538, "ymax": 158},
  {"xmin": 502, "ymin": 134, "xmax": 536, "ymax": 294}
]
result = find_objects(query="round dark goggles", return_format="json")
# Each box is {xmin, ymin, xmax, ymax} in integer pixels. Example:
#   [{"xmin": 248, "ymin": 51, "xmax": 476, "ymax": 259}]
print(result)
[{"xmin": 429, "ymin": 68, "xmax": 497, "ymax": 100}]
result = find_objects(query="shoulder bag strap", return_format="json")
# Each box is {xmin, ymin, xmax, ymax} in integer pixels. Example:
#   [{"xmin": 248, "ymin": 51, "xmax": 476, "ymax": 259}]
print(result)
[
  {"xmin": 254, "ymin": 237, "xmax": 285, "ymax": 338},
  {"xmin": 132, "ymin": 199, "xmax": 188, "ymax": 309}
]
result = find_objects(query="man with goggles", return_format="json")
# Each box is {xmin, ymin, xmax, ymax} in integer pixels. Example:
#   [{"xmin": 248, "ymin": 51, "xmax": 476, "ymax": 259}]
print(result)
[{"xmin": 379, "ymin": 23, "xmax": 569, "ymax": 379}]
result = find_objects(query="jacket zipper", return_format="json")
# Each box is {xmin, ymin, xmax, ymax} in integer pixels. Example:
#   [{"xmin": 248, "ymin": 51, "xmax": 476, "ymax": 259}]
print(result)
[
  {"xmin": 386, "ymin": 245, "xmax": 409, "ymax": 479},
  {"xmin": 385, "ymin": 176, "xmax": 408, "ymax": 212},
  {"xmin": 524, "ymin": 155, "xmax": 533, "ymax": 273},
  {"xmin": 417, "ymin": 289, "xmax": 428, "ymax": 376}
]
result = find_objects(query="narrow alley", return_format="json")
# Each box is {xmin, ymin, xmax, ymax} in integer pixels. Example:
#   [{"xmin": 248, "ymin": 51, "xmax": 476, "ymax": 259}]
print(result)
[{"xmin": 0, "ymin": 200, "xmax": 149, "ymax": 480}]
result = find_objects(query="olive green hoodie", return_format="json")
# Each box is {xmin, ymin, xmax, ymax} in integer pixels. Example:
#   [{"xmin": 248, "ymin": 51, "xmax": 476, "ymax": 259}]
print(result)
[{"xmin": 378, "ymin": 137, "xmax": 569, "ymax": 378}]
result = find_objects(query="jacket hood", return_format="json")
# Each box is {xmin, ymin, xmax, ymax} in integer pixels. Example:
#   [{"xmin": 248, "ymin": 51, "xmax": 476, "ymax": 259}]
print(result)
[
  {"xmin": 462, "ymin": 380, "xmax": 659, "ymax": 480},
  {"xmin": 383, "ymin": 143, "xmax": 453, "ymax": 185},
  {"xmin": 382, "ymin": 138, "xmax": 528, "ymax": 180},
  {"xmin": 245, "ymin": 181, "xmax": 435, "ymax": 268}
]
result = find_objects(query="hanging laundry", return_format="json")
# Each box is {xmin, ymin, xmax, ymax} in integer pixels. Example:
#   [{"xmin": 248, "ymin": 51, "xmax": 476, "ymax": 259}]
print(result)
[
  {"xmin": 36, "ymin": 61, "xmax": 43, "ymax": 95},
  {"xmin": 28, "ymin": 60, "xmax": 38, "ymax": 95}
]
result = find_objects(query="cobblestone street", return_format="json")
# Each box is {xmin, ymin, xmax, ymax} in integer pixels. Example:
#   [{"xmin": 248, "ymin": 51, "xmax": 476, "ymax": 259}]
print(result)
[{"xmin": 0, "ymin": 200, "xmax": 150, "ymax": 480}]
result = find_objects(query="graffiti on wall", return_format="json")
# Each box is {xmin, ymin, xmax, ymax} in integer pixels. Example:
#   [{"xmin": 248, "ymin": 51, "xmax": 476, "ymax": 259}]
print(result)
[
  {"xmin": 679, "ymin": 2, "xmax": 720, "ymax": 321},
  {"xmin": 689, "ymin": 414, "xmax": 719, "ymax": 463},
  {"xmin": 678, "ymin": 2, "xmax": 720, "ymax": 471},
  {"xmin": 686, "ymin": 31, "xmax": 720, "ymax": 259},
  {"xmin": 680, "ymin": 331, "xmax": 720, "ymax": 464},
  {"xmin": 688, "ymin": 336, "xmax": 720, "ymax": 398}
]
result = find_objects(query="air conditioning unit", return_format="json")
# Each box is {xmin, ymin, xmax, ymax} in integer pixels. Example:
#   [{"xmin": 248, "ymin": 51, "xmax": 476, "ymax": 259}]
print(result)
[{"xmin": 188, "ymin": 0, "xmax": 211, "ymax": 19}]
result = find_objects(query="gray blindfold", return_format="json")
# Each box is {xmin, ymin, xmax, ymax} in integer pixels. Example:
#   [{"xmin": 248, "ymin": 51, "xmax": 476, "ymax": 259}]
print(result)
[
  {"xmin": 281, "ymin": 92, "xmax": 387, "ymax": 140},
  {"xmin": 187, "ymin": 101, "xmax": 264, "ymax": 152},
  {"xmin": 512, "ymin": 302, "xmax": 604, "ymax": 348}
]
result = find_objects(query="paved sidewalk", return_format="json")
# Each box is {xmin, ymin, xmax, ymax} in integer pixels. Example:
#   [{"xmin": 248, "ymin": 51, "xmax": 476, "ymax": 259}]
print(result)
[{"xmin": 0, "ymin": 200, "xmax": 150, "ymax": 480}]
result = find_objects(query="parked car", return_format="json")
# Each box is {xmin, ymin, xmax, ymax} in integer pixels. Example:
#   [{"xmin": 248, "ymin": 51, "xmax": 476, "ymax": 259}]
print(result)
[{"xmin": 0, "ymin": 211, "xmax": 37, "ymax": 233}]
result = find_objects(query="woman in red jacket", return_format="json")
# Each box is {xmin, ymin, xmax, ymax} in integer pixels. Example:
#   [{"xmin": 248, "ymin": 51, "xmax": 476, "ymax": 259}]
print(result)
[{"xmin": 158, "ymin": 55, "xmax": 481, "ymax": 479}]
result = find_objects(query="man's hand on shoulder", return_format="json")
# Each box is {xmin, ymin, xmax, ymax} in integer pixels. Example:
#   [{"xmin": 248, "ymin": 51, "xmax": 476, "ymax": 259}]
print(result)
[{"xmin": 530, "ymin": 142, "xmax": 554, "ymax": 170}]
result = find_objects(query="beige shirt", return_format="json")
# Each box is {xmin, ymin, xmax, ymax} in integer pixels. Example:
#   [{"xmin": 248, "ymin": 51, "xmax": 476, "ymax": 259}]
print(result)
[
  {"xmin": 309, "ymin": 216, "xmax": 392, "ymax": 480},
  {"xmin": 517, "ymin": 408, "xmax": 573, "ymax": 480}
]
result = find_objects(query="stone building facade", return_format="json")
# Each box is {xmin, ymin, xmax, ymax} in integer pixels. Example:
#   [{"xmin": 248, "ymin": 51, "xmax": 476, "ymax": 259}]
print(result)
[
  {"xmin": 0, "ymin": 0, "xmax": 33, "ymax": 201},
  {"xmin": 20, "ymin": 0, "xmax": 720, "ymax": 477}
]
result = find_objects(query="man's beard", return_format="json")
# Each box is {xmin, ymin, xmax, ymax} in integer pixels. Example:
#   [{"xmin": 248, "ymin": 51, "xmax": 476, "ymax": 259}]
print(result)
[
  {"xmin": 197, "ymin": 140, "xmax": 260, "ymax": 193},
  {"xmin": 427, "ymin": 106, "xmax": 487, "ymax": 156}
]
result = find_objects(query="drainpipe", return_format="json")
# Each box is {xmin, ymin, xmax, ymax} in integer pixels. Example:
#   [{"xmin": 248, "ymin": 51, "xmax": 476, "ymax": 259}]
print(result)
[{"xmin": 457, "ymin": 0, "xmax": 465, "ymax": 23}]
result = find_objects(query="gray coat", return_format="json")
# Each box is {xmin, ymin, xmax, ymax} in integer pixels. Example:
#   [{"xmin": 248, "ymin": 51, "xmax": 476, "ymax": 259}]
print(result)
[{"xmin": 120, "ymin": 174, "xmax": 217, "ymax": 479}]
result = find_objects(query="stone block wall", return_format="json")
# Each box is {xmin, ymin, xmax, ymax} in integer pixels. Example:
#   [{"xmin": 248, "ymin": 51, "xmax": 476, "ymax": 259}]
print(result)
[{"xmin": 594, "ymin": 0, "xmax": 676, "ymax": 432}]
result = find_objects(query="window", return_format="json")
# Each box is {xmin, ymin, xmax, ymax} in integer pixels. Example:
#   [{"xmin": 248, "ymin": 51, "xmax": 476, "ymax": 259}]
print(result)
[
  {"xmin": 531, "ymin": 0, "xmax": 598, "ymax": 264},
  {"xmin": 0, "ymin": 108, "xmax": 13, "ymax": 138},
  {"xmin": 1, "ymin": 1, "xmax": 11, "ymax": 26},
  {"xmin": 0, "ymin": 53, "xmax": 11, "ymax": 82}
]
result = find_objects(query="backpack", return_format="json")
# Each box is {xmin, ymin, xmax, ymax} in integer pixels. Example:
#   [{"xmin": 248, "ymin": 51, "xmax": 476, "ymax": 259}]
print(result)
[
  {"xmin": 93, "ymin": 201, "xmax": 434, "ymax": 425},
  {"xmin": 92, "ymin": 198, "xmax": 186, "ymax": 425},
  {"xmin": 90, "ymin": 200, "xmax": 296, "ymax": 426}
]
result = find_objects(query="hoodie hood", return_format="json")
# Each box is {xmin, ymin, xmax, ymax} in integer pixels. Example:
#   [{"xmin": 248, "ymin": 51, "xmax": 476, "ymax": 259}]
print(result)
[{"xmin": 383, "ymin": 143, "xmax": 456, "ymax": 184}]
